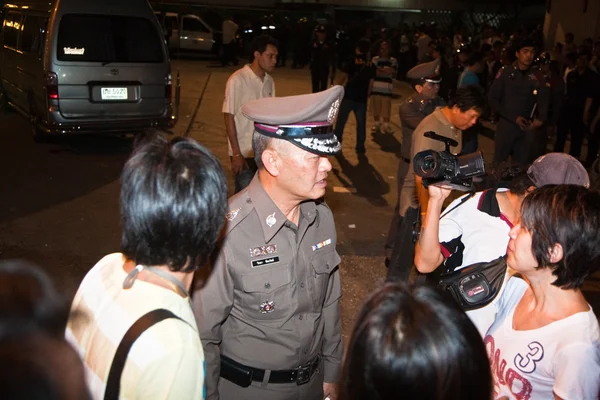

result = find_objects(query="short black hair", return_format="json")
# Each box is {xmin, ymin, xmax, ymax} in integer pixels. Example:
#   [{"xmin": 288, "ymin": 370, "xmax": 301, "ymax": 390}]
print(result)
[
  {"xmin": 121, "ymin": 136, "xmax": 228, "ymax": 273},
  {"xmin": 467, "ymin": 51, "xmax": 484, "ymax": 66},
  {"xmin": 492, "ymin": 162, "xmax": 535, "ymax": 195},
  {"xmin": 448, "ymin": 85, "xmax": 486, "ymax": 114},
  {"xmin": 341, "ymin": 283, "xmax": 492, "ymax": 400},
  {"xmin": 250, "ymin": 35, "xmax": 278, "ymax": 59},
  {"xmin": 521, "ymin": 185, "xmax": 600, "ymax": 289}
]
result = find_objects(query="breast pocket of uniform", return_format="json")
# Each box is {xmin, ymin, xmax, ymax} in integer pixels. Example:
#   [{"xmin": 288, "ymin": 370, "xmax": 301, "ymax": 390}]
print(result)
[
  {"xmin": 240, "ymin": 266, "xmax": 293, "ymax": 324},
  {"xmin": 310, "ymin": 248, "xmax": 340, "ymax": 308}
]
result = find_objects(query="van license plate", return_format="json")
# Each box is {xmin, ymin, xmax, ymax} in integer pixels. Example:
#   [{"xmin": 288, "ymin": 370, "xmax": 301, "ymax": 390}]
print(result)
[{"xmin": 101, "ymin": 88, "xmax": 127, "ymax": 100}]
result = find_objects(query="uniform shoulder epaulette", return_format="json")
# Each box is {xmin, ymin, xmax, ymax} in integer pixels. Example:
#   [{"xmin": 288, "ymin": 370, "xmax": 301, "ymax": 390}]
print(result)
[
  {"xmin": 316, "ymin": 200, "xmax": 335, "ymax": 225},
  {"xmin": 224, "ymin": 193, "xmax": 254, "ymax": 234}
]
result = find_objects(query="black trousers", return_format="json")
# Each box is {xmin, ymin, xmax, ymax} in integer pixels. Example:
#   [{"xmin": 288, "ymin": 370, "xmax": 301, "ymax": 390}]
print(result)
[
  {"xmin": 311, "ymin": 67, "xmax": 329, "ymax": 93},
  {"xmin": 386, "ymin": 206, "xmax": 419, "ymax": 283},
  {"xmin": 233, "ymin": 157, "xmax": 257, "ymax": 194},
  {"xmin": 555, "ymin": 106, "xmax": 585, "ymax": 159}
]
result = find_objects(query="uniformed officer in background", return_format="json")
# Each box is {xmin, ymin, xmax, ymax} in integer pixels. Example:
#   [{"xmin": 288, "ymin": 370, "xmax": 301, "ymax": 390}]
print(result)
[
  {"xmin": 489, "ymin": 37, "xmax": 550, "ymax": 166},
  {"xmin": 194, "ymin": 86, "xmax": 344, "ymax": 400},
  {"xmin": 384, "ymin": 60, "xmax": 446, "ymax": 267},
  {"xmin": 310, "ymin": 24, "xmax": 336, "ymax": 93}
]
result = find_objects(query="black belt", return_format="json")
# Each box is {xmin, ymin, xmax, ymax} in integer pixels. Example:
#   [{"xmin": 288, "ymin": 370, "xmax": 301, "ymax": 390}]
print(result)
[{"xmin": 221, "ymin": 354, "xmax": 321, "ymax": 386}]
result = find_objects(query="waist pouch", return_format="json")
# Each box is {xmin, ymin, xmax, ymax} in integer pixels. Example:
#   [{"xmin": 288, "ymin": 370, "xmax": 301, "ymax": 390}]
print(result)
[{"xmin": 437, "ymin": 255, "xmax": 507, "ymax": 311}]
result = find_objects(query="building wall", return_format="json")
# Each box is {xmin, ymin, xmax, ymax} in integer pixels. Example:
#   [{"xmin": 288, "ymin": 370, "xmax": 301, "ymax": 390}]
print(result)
[{"xmin": 543, "ymin": 0, "xmax": 600, "ymax": 47}]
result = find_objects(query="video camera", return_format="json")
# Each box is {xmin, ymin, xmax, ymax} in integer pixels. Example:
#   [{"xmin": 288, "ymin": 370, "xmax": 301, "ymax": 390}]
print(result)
[{"xmin": 413, "ymin": 131, "xmax": 486, "ymax": 191}]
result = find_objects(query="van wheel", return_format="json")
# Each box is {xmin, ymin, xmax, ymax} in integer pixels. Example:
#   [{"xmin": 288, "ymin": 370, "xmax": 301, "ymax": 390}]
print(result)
[{"xmin": 30, "ymin": 110, "xmax": 48, "ymax": 143}]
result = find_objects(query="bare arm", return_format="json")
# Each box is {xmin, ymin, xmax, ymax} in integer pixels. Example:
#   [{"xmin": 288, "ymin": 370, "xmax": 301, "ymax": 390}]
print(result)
[
  {"xmin": 224, "ymin": 113, "xmax": 240, "ymax": 155},
  {"xmin": 223, "ymin": 113, "xmax": 247, "ymax": 174},
  {"xmin": 334, "ymin": 71, "xmax": 347, "ymax": 86},
  {"xmin": 414, "ymin": 186, "xmax": 451, "ymax": 273}
]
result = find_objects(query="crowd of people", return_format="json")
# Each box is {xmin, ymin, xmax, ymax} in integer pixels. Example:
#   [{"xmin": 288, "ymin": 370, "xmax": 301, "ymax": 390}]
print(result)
[{"xmin": 1, "ymin": 19, "xmax": 600, "ymax": 400}]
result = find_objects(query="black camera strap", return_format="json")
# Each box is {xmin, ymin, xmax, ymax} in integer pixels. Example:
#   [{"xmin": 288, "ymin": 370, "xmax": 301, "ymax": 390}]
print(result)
[
  {"xmin": 439, "ymin": 191, "xmax": 476, "ymax": 220},
  {"xmin": 104, "ymin": 309, "xmax": 189, "ymax": 400}
]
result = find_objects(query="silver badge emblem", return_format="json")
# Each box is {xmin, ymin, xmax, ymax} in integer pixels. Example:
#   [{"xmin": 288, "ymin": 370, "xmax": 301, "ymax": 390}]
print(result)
[
  {"xmin": 266, "ymin": 212, "xmax": 277, "ymax": 227},
  {"xmin": 259, "ymin": 300, "xmax": 275, "ymax": 314},
  {"xmin": 327, "ymin": 98, "xmax": 340, "ymax": 124},
  {"xmin": 226, "ymin": 207, "xmax": 241, "ymax": 221},
  {"xmin": 249, "ymin": 244, "xmax": 278, "ymax": 258}
]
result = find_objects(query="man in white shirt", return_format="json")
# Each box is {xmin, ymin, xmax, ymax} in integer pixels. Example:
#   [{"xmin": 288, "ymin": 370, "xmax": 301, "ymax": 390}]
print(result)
[{"xmin": 223, "ymin": 35, "xmax": 277, "ymax": 193}]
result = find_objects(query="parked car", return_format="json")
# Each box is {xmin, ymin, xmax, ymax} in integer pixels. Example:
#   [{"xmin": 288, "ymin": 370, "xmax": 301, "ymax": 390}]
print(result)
[
  {"xmin": 0, "ymin": 0, "xmax": 176, "ymax": 141},
  {"xmin": 155, "ymin": 12, "xmax": 218, "ymax": 55}
]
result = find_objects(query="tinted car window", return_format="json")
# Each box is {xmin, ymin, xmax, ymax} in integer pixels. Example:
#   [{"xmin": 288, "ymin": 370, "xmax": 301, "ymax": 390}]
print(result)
[
  {"xmin": 3, "ymin": 11, "xmax": 21, "ymax": 49},
  {"xmin": 21, "ymin": 15, "xmax": 48, "ymax": 55},
  {"xmin": 57, "ymin": 14, "xmax": 164, "ymax": 63}
]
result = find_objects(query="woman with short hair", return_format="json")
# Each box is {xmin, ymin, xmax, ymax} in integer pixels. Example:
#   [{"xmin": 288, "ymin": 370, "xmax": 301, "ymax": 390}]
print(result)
[{"xmin": 485, "ymin": 185, "xmax": 600, "ymax": 399}]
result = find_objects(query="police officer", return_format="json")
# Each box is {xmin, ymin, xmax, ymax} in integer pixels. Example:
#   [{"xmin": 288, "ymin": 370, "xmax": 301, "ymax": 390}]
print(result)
[
  {"xmin": 194, "ymin": 86, "xmax": 344, "ymax": 400},
  {"xmin": 384, "ymin": 60, "xmax": 445, "ymax": 267},
  {"xmin": 310, "ymin": 24, "xmax": 335, "ymax": 93},
  {"xmin": 489, "ymin": 37, "xmax": 550, "ymax": 166}
]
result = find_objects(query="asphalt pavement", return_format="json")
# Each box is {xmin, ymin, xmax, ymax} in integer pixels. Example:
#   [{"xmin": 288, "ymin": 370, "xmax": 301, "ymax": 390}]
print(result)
[{"xmin": 0, "ymin": 59, "xmax": 598, "ymax": 344}]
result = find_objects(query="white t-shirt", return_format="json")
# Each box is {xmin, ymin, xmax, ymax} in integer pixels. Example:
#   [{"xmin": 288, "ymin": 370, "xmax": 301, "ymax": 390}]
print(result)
[
  {"xmin": 222, "ymin": 65, "xmax": 275, "ymax": 157},
  {"xmin": 438, "ymin": 188, "xmax": 515, "ymax": 337},
  {"xmin": 484, "ymin": 277, "xmax": 600, "ymax": 400},
  {"xmin": 66, "ymin": 253, "xmax": 205, "ymax": 400}
]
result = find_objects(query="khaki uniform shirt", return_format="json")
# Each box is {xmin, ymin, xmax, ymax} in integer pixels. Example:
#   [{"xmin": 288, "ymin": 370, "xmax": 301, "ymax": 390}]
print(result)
[
  {"xmin": 399, "ymin": 108, "xmax": 462, "ymax": 216},
  {"xmin": 193, "ymin": 175, "xmax": 343, "ymax": 400}
]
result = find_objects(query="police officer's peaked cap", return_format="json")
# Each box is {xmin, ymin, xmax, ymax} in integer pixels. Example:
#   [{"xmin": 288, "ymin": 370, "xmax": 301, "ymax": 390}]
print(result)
[
  {"xmin": 406, "ymin": 59, "xmax": 441, "ymax": 84},
  {"xmin": 242, "ymin": 86, "xmax": 344, "ymax": 156}
]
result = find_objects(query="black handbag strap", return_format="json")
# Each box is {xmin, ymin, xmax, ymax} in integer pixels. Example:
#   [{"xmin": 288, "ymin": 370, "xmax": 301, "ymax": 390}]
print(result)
[{"xmin": 104, "ymin": 309, "xmax": 184, "ymax": 400}]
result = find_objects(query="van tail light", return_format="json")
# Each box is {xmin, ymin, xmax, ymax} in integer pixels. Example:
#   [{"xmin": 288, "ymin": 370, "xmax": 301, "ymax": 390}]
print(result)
[
  {"xmin": 165, "ymin": 73, "xmax": 172, "ymax": 99},
  {"xmin": 46, "ymin": 72, "xmax": 59, "ymax": 100}
]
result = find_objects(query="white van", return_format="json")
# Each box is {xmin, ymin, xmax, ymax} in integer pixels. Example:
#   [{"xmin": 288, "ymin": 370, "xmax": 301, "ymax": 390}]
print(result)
[
  {"xmin": 156, "ymin": 12, "xmax": 217, "ymax": 54},
  {"xmin": 0, "ymin": 0, "xmax": 177, "ymax": 141}
]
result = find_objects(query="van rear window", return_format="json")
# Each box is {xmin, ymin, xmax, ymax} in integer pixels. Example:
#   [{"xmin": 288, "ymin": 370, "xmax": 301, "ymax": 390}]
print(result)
[{"xmin": 57, "ymin": 14, "xmax": 164, "ymax": 63}]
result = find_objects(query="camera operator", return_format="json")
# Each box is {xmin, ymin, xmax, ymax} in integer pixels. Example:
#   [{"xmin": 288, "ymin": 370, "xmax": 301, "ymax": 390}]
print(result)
[
  {"xmin": 414, "ymin": 153, "xmax": 590, "ymax": 337},
  {"xmin": 387, "ymin": 86, "xmax": 485, "ymax": 282}
]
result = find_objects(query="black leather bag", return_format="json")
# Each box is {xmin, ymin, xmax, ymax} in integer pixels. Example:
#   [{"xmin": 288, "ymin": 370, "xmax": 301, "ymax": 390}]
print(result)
[{"xmin": 437, "ymin": 255, "xmax": 507, "ymax": 311}]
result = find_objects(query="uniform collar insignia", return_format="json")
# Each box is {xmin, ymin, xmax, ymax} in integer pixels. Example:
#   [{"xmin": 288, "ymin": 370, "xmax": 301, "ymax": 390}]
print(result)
[
  {"xmin": 226, "ymin": 208, "xmax": 242, "ymax": 221},
  {"xmin": 266, "ymin": 212, "xmax": 277, "ymax": 227}
]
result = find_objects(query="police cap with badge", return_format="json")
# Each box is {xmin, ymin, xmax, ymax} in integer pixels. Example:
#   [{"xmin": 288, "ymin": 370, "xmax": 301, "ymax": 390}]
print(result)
[
  {"xmin": 242, "ymin": 85, "xmax": 343, "ymax": 156},
  {"xmin": 406, "ymin": 59, "xmax": 442, "ymax": 86}
]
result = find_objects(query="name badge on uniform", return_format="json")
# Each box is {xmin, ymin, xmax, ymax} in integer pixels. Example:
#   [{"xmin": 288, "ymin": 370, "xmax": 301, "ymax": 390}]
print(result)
[
  {"xmin": 252, "ymin": 256, "xmax": 280, "ymax": 268},
  {"xmin": 312, "ymin": 238, "xmax": 332, "ymax": 251}
]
